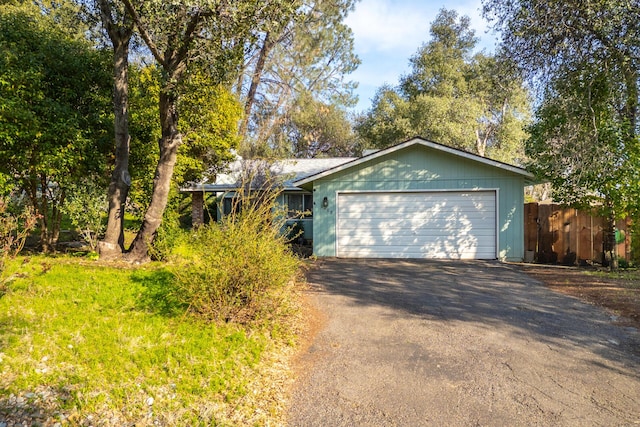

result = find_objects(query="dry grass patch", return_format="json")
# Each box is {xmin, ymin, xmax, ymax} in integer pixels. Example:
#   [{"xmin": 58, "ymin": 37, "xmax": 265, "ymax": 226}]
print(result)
[{"xmin": 521, "ymin": 265, "xmax": 640, "ymax": 328}]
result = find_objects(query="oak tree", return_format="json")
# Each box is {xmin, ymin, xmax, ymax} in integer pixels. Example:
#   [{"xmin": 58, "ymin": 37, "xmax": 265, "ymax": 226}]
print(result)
[
  {"xmin": 121, "ymin": 0, "xmax": 296, "ymax": 261},
  {"xmin": 483, "ymin": 0, "xmax": 640, "ymax": 254}
]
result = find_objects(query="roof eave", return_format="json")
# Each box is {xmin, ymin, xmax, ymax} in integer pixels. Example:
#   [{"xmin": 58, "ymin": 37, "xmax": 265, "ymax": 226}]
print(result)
[{"xmin": 293, "ymin": 137, "xmax": 534, "ymax": 187}]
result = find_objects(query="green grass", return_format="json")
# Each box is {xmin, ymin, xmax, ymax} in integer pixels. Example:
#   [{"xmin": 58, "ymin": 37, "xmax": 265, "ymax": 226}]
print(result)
[
  {"xmin": 586, "ymin": 268, "xmax": 640, "ymax": 280},
  {"xmin": 0, "ymin": 256, "xmax": 299, "ymax": 425}
]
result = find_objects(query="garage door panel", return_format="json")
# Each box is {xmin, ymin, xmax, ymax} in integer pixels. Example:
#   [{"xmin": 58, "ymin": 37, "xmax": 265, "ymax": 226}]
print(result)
[
  {"xmin": 337, "ymin": 217, "xmax": 496, "ymax": 231},
  {"xmin": 338, "ymin": 210, "xmax": 495, "ymax": 221},
  {"xmin": 337, "ymin": 229, "xmax": 497, "ymax": 242},
  {"xmin": 338, "ymin": 246, "xmax": 496, "ymax": 259},
  {"xmin": 337, "ymin": 191, "xmax": 496, "ymax": 259}
]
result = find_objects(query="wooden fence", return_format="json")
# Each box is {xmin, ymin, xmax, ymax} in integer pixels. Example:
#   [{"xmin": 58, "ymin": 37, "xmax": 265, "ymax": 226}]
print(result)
[{"xmin": 524, "ymin": 203, "xmax": 631, "ymax": 264}]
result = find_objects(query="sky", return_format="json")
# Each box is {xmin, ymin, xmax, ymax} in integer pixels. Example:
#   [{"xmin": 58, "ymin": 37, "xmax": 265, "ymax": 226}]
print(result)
[{"xmin": 344, "ymin": 0, "xmax": 500, "ymax": 113}]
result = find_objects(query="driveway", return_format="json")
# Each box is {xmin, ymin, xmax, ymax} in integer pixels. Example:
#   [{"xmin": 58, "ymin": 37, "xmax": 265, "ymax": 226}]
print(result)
[{"xmin": 287, "ymin": 259, "xmax": 640, "ymax": 426}]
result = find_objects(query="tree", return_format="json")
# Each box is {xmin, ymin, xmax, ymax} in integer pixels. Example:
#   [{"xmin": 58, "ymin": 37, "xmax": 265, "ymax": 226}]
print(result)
[
  {"xmin": 275, "ymin": 91, "xmax": 361, "ymax": 158},
  {"xmin": 482, "ymin": 0, "xmax": 638, "ymax": 137},
  {"xmin": 483, "ymin": 0, "xmax": 640, "ymax": 262},
  {"xmin": 120, "ymin": 0, "xmax": 295, "ymax": 262},
  {"xmin": 356, "ymin": 9, "xmax": 530, "ymax": 163},
  {"xmin": 0, "ymin": 4, "xmax": 112, "ymax": 251},
  {"xmin": 527, "ymin": 65, "xmax": 631, "ymax": 210},
  {"xmin": 237, "ymin": 0, "xmax": 360, "ymax": 158},
  {"xmin": 95, "ymin": 0, "xmax": 135, "ymax": 259}
]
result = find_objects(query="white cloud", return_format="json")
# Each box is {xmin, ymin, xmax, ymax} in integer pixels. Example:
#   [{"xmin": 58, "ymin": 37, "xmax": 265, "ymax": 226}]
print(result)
[{"xmin": 345, "ymin": 0, "xmax": 437, "ymax": 54}]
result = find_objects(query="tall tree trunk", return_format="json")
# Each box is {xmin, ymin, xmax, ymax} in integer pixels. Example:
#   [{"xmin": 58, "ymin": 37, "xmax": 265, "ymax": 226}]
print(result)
[
  {"xmin": 475, "ymin": 128, "xmax": 487, "ymax": 157},
  {"xmin": 97, "ymin": 0, "xmax": 134, "ymax": 260},
  {"xmin": 99, "ymin": 36, "xmax": 132, "ymax": 259},
  {"xmin": 126, "ymin": 89, "xmax": 181, "ymax": 262},
  {"xmin": 239, "ymin": 32, "xmax": 275, "ymax": 140}
]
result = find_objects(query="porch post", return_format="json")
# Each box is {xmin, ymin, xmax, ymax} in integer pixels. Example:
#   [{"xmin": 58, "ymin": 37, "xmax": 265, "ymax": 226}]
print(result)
[{"xmin": 192, "ymin": 191, "xmax": 204, "ymax": 227}]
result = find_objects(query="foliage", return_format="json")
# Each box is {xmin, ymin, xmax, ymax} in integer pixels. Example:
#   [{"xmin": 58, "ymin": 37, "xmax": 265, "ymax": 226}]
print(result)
[
  {"xmin": 61, "ymin": 178, "xmax": 108, "ymax": 251},
  {"xmin": 176, "ymin": 68, "xmax": 242, "ymax": 184},
  {"xmin": 286, "ymin": 220, "xmax": 306, "ymax": 243},
  {"xmin": 127, "ymin": 65, "xmax": 242, "ymax": 213},
  {"xmin": 120, "ymin": 0, "xmax": 299, "ymax": 261},
  {"xmin": 526, "ymin": 64, "xmax": 633, "ymax": 215},
  {"xmin": 126, "ymin": 65, "xmax": 242, "ymax": 261},
  {"xmin": 238, "ymin": 0, "xmax": 361, "ymax": 158},
  {"xmin": 0, "ymin": 4, "xmax": 112, "ymax": 251},
  {"xmin": 483, "ymin": 0, "xmax": 640, "ymax": 219},
  {"xmin": 0, "ymin": 256, "xmax": 299, "ymax": 424},
  {"xmin": 149, "ymin": 191, "xmax": 191, "ymax": 261},
  {"xmin": 127, "ymin": 65, "xmax": 161, "ymax": 216},
  {"xmin": 0, "ymin": 198, "xmax": 37, "ymax": 290},
  {"xmin": 274, "ymin": 91, "xmax": 364, "ymax": 158},
  {"xmin": 356, "ymin": 9, "xmax": 531, "ymax": 163},
  {"xmin": 168, "ymin": 178, "xmax": 301, "ymax": 325}
]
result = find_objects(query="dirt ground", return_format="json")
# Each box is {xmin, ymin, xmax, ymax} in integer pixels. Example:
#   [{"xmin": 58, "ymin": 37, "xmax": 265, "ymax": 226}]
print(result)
[{"xmin": 520, "ymin": 264, "xmax": 640, "ymax": 329}]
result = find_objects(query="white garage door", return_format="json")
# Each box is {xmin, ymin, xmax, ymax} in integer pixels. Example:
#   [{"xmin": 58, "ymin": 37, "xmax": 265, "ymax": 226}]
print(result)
[{"xmin": 336, "ymin": 191, "xmax": 497, "ymax": 259}]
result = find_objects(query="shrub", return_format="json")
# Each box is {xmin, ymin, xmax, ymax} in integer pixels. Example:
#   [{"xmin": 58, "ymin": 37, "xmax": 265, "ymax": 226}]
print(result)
[
  {"xmin": 286, "ymin": 220, "xmax": 305, "ymax": 244},
  {"xmin": 62, "ymin": 178, "xmax": 107, "ymax": 251},
  {"xmin": 0, "ymin": 197, "xmax": 38, "ymax": 290},
  {"xmin": 169, "ymin": 184, "xmax": 301, "ymax": 325}
]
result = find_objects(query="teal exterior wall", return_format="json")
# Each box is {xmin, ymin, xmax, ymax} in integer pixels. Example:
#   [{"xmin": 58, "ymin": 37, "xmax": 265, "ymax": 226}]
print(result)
[{"xmin": 308, "ymin": 145, "xmax": 526, "ymax": 261}]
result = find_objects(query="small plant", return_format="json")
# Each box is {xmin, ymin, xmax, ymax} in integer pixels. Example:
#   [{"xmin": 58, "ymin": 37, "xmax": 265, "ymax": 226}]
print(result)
[
  {"xmin": 62, "ymin": 178, "xmax": 107, "ymax": 252},
  {"xmin": 0, "ymin": 197, "xmax": 38, "ymax": 290}
]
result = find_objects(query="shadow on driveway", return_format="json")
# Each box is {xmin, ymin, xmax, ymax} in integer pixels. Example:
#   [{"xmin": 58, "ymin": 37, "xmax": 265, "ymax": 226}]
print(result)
[
  {"xmin": 307, "ymin": 258, "xmax": 640, "ymax": 366},
  {"xmin": 288, "ymin": 258, "xmax": 640, "ymax": 426}
]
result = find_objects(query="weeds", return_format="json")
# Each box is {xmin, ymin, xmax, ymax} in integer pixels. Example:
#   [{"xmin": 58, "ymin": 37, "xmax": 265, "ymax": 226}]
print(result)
[
  {"xmin": 168, "ymin": 175, "xmax": 301, "ymax": 326},
  {"xmin": 0, "ymin": 197, "xmax": 38, "ymax": 292}
]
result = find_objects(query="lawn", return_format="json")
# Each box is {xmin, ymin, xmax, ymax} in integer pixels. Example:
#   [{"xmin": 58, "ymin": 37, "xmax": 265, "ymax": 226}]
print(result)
[{"xmin": 0, "ymin": 256, "xmax": 302, "ymax": 426}]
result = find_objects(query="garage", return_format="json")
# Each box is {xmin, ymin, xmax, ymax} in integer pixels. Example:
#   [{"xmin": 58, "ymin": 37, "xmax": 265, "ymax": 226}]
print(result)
[
  {"xmin": 336, "ymin": 190, "xmax": 497, "ymax": 259},
  {"xmin": 293, "ymin": 137, "xmax": 534, "ymax": 261}
]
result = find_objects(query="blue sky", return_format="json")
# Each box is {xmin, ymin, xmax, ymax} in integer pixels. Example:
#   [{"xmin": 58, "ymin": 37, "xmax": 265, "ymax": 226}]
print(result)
[{"xmin": 344, "ymin": 0, "xmax": 499, "ymax": 112}]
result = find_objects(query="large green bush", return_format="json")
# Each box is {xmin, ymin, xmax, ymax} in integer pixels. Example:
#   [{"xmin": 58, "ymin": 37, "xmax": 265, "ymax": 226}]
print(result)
[{"xmin": 169, "ymin": 189, "xmax": 301, "ymax": 325}]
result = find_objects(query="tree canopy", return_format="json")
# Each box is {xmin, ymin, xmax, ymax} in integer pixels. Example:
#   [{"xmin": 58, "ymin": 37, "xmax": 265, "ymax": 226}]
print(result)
[
  {"xmin": 0, "ymin": 3, "xmax": 112, "ymax": 251},
  {"xmin": 237, "ymin": 0, "xmax": 361, "ymax": 158},
  {"xmin": 356, "ymin": 9, "xmax": 530, "ymax": 163},
  {"xmin": 483, "ymin": 0, "xmax": 640, "ymax": 219}
]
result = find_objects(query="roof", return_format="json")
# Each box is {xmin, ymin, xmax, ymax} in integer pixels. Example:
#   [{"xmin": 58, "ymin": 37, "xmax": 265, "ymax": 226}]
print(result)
[
  {"xmin": 294, "ymin": 137, "xmax": 535, "ymax": 188},
  {"xmin": 180, "ymin": 157, "xmax": 357, "ymax": 193}
]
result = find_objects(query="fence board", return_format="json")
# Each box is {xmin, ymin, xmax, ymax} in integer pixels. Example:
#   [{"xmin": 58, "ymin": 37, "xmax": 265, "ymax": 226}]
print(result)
[{"xmin": 524, "ymin": 203, "xmax": 630, "ymax": 264}]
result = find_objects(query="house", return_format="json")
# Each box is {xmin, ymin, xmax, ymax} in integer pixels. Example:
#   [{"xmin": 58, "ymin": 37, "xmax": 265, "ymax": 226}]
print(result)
[
  {"xmin": 181, "ymin": 156, "xmax": 357, "ymax": 240},
  {"xmin": 183, "ymin": 137, "xmax": 534, "ymax": 261}
]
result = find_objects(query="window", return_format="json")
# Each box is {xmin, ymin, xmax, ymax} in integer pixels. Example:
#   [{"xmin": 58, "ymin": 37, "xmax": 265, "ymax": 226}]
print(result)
[
  {"xmin": 222, "ymin": 196, "xmax": 241, "ymax": 217},
  {"xmin": 285, "ymin": 193, "xmax": 313, "ymax": 218}
]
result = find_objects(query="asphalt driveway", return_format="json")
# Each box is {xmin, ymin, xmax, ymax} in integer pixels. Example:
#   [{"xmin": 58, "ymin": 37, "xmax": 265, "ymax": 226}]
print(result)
[{"xmin": 287, "ymin": 259, "xmax": 640, "ymax": 426}]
